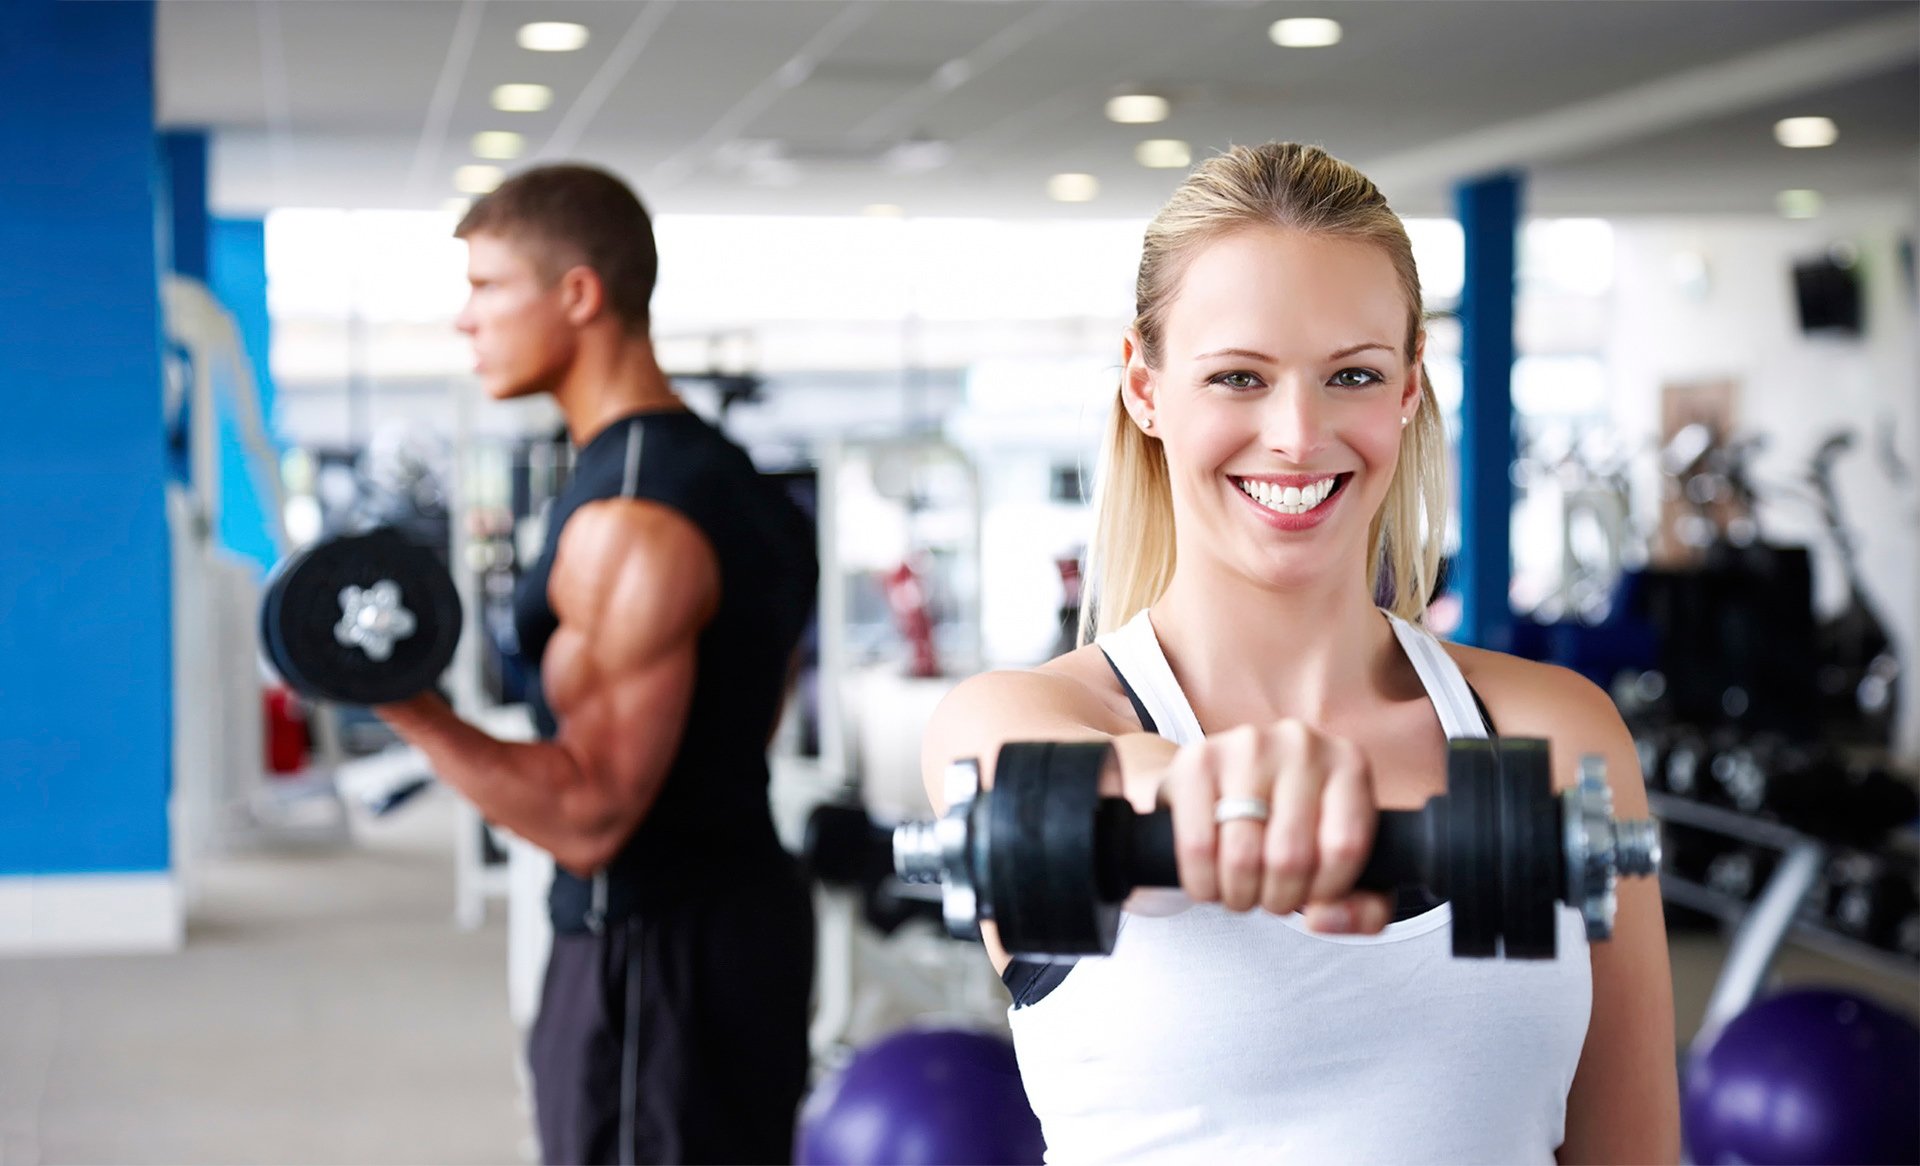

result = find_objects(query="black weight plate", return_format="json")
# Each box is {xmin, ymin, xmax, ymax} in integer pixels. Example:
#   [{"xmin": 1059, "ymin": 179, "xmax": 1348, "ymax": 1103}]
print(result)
[
  {"xmin": 261, "ymin": 529, "xmax": 462, "ymax": 705},
  {"xmin": 990, "ymin": 741, "xmax": 1116, "ymax": 959},
  {"xmin": 1446, "ymin": 742, "xmax": 1500, "ymax": 957},
  {"xmin": 1496, "ymin": 741, "xmax": 1559, "ymax": 959},
  {"xmin": 260, "ymin": 539, "xmax": 315, "ymax": 691}
]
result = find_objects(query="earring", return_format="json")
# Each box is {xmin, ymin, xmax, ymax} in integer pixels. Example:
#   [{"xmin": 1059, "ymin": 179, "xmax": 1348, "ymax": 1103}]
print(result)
[
  {"xmin": 1143, "ymin": 415, "xmax": 1155, "ymax": 431},
  {"xmin": 1400, "ymin": 415, "xmax": 1410, "ymax": 428}
]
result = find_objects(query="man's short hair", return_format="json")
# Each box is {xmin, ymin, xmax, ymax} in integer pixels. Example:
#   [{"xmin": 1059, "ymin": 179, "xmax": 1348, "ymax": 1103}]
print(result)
[{"xmin": 455, "ymin": 164, "xmax": 658, "ymax": 332}]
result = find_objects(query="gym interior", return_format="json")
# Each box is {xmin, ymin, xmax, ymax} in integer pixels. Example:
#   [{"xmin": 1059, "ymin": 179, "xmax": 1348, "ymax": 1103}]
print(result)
[{"xmin": 3, "ymin": 1, "xmax": 1917, "ymax": 1163}]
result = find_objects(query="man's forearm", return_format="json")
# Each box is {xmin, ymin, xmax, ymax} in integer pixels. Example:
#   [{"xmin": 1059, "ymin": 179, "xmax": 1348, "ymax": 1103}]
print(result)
[{"xmin": 376, "ymin": 694, "xmax": 616, "ymax": 873}]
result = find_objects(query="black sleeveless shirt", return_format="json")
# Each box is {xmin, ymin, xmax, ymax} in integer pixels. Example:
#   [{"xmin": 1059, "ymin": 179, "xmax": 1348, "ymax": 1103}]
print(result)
[{"xmin": 512, "ymin": 410, "xmax": 817, "ymax": 932}]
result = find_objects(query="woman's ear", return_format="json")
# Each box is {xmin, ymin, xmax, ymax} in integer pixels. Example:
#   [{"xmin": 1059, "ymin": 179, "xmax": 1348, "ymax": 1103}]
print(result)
[
  {"xmin": 1121, "ymin": 330, "xmax": 1156, "ymax": 433},
  {"xmin": 1402, "ymin": 332, "xmax": 1426, "ymax": 415}
]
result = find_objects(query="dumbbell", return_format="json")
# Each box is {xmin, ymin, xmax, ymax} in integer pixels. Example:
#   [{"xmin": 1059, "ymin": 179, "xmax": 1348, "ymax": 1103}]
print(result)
[
  {"xmin": 1825, "ymin": 852, "xmax": 1920, "ymax": 953},
  {"xmin": 259, "ymin": 527, "xmax": 463, "ymax": 705},
  {"xmin": 894, "ymin": 738, "xmax": 1659, "ymax": 961},
  {"xmin": 1662, "ymin": 729, "xmax": 1712, "ymax": 799}
]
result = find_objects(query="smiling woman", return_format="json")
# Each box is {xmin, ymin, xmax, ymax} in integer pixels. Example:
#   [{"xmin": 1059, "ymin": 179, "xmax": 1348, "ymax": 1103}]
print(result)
[{"xmin": 916, "ymin": 142, "xmax": 1680, "ymax": 1163}]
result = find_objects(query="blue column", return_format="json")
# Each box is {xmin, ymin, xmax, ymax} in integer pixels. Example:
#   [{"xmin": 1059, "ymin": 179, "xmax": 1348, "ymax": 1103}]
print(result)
[
  {"xmin": 1453, "ymin": 173, "xmax": 1522, "ymax": 650},
  {"xmin": 0, "ymin": 0, "xmax": 171, "ymax": 875},
  {"xmin": 161, "ymin": 130, "xmax": 210, "ymax": 282},
  {"xmin": 211, "ymin": 218, "xmax": 284, "ymax": 572}
]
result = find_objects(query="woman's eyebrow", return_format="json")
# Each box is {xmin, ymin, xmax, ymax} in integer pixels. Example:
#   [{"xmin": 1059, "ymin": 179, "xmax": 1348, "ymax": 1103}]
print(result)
[
  {"xmin": 1192, "ymin": 347, "xmax": 1277, "ymax": 362},
  {"xmin": 1192, "ymin": 342, "xmax": 1396, "ymax": 362},
  {"xmin": 1327, "ymin": 341, "xmax": 1396, "ymax": 360}
]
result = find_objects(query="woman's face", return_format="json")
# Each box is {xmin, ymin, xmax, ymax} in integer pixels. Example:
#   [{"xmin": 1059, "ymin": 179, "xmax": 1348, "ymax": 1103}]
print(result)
[{"xmin": 1126, "ymin": 226, "xmax": 1421, "ymax": 593}]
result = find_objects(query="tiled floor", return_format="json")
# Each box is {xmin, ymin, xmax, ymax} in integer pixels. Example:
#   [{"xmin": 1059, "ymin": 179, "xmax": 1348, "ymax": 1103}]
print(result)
[
  {"xmin": 0, "ymin": 791, "xmax": 530, "ymax": 1166},
  {"xmin": 0, "ymin": 786, "xmax": 1912, "ymax": 1166}
]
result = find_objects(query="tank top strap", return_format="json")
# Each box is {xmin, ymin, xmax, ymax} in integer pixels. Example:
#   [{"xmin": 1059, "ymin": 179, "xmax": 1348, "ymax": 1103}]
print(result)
[
  {"xmin": 1093, "ymin": 610, "xmax": 1205, "ymax": 746},
  {"xmin": 1383, "ymin": 612, "xmax": 1489, "ymax": 741},
  {"xmin": 1096, "ymin": 608, "xmax": 1489, "ymax": 745}
]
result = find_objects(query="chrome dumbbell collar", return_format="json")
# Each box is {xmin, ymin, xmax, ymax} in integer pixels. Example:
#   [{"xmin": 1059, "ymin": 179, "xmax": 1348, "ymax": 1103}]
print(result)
[
  {"xmin": 1563, "ymin": 754, "xmax": 1662, "ymax": 940},
  {"xmin": 893, "ymin": 758, "xmax": 985, "ymax": 940},
  {"xmin": 333, "ymin": 579, "xmax": 418, "ymax": 662}
]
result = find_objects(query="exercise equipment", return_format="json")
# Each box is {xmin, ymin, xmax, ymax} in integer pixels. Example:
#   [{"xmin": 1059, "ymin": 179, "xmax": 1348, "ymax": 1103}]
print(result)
[
  {"xmin": 1683, "ymin": 988, "xmax": 1919, "ymax": 1165},
  {"xmin": 894, "ymin": 738, "xmax": 1659, "ymax": 960},
  {"xmin": 260, "ymin": 527, "xmax": 463, "ymax": 705},
  {"xmin": 795, "ymin": 1027, "xmax": 1045, "ymax": 1166},
  {"xmin": 804, "ymin": 801, "xmax": 942, "ymax": 935},
  {"xmin": 1804, "ymin": 432, "xmax": 1902, "ymax": 748}
]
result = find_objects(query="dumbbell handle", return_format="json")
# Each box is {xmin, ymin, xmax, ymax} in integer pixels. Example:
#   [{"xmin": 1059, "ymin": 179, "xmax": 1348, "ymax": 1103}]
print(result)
[{"xmin": 1095, "ymin": 800, "xmax": 1433, "ymax": 900}]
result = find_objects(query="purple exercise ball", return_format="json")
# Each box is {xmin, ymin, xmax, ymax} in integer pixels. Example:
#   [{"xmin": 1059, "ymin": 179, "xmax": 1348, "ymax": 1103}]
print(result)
[
  {"xmin": 796, "ymin": 1027, "xmax": 1046, "ymax": 1166},
  {"xmin": 1683, "ymin": 987, "xmax": 1920, "ymax": 1165}
]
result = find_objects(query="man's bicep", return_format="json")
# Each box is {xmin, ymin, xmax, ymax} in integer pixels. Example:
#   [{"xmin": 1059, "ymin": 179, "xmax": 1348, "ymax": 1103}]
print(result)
[{"xmin": 552, "ymin": 500, "xmax": 719, "ymax": 659}]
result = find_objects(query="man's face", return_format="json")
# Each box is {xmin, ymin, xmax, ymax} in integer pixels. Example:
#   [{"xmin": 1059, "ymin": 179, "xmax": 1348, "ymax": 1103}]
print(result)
[{"xmin": 453, "ymin": 232, "xmax": 577, "ymax": 400}]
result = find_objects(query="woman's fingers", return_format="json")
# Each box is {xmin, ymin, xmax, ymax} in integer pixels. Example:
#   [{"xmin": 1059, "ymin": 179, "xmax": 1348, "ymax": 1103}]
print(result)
[
  {"xmin": 1215, "ymin": 727, "xmax": 1277, "ymax": 912},
  {"xmin": 1165, "ymin": 741, "xmax": 1223, "ymax": 904},
  {"xmin": 1165, "ymin": 720, "xmax": 1380, "ymax": 918},
  {"xmin": 1301, "ymin": 890, "xmax": 1394, "ymax": 935},
  {"xmin": 1306, "ymin": 735, "xmax": 1377, "ymax": 906},
  {"xmin": 1259, "ymin": 720, "xmax": 1320, "ymax": 916}
]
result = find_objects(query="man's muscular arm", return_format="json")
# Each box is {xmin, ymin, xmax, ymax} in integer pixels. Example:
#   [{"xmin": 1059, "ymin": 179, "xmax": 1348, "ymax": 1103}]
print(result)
[{"xmin": 378, "ymin": 499, "xmax": 719, "ymax": 876}]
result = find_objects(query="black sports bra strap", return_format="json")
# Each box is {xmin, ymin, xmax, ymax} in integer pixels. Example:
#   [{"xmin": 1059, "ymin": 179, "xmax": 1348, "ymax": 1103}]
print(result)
[{"xmin": 1100, "ymin": 647, "xmax": 1159, "ymax": 735}]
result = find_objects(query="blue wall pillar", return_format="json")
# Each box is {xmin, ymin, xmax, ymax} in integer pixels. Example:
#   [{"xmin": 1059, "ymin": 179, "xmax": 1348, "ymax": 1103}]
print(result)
[
  {"xmin": 0, "ymin": 1, "xmax": 172, "ymax": 886},
  {"xmin": 1453, "ymin": 173, "xmax": 1522, "ymax": 649},
  {"xmin": 160, "ymin": 130, "xmax": 210, "ymax": 282}
]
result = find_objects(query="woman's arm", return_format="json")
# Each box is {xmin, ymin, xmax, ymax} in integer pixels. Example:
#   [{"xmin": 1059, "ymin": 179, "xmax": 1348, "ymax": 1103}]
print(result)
[
  {"xmin": 1459, "ymin": 651, "xmax": 1682, "ymax": 1164},
  {"xmin": 918, "ymin": 663, "xmax": 1168, "ymax": 972}
]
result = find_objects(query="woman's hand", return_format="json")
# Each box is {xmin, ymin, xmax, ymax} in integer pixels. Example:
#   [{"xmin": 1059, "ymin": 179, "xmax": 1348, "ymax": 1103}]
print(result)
[{"xmin": 1161, "ymin": 719, "xmax": 1393, "ymax": 933}]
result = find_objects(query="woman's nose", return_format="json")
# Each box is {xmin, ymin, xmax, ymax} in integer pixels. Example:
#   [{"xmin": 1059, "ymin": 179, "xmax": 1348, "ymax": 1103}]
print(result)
[{"xmin": 1261, "ymin": 381, "xmax": 1328, "ymax": 462}]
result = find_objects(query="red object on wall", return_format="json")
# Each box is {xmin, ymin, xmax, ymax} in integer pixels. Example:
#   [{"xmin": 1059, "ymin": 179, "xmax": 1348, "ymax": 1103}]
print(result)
[
  {"xmin": 263, "ymin": 685, "xmax": 310, "ymax": 775},
  {"xmin": 883, "ymin": 561, "xmax": 941, "ymax": 679}
]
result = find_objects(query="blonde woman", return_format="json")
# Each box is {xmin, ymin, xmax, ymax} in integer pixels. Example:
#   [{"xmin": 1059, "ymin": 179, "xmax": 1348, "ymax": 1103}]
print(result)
[{"xmin": 921, "ymin": 143, "xmax": 1678, "ymax": 1163}]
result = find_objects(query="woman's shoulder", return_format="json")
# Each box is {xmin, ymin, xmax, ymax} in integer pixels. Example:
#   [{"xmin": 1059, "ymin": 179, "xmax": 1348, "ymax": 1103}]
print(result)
[
  {"xmin": 939, "ymin": 643, "xmax": 1139, "ymax": 734},
  {"xmin": 1437, "ymin": 638, "xmax": 1628, "ymax": 747},
  {"xmin": 920, "ymin": 645, "xmax": 1145, "ymax": 800}
]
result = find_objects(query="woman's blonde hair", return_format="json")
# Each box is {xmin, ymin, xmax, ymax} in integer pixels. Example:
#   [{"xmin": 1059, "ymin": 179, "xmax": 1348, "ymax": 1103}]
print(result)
[{"xmin": 1079, "ymin": 142, "xmax": 1448, "ymax": 643}]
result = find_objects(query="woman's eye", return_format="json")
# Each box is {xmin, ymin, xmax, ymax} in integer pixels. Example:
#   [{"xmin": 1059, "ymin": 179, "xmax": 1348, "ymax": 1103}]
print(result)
[
  {"xmin": 1214, "ymin": 371, "xmax": 1262, "ymax": 390},
  {"xmin": 1331, "ymin": 367, "xmax": 1384, "ymax": 388}
]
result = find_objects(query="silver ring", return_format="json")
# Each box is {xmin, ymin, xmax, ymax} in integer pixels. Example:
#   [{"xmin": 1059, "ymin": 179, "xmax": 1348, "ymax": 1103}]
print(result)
[{"xmin": 1213, "ymin": 797, "xmax": 1271, "ymax": 825}]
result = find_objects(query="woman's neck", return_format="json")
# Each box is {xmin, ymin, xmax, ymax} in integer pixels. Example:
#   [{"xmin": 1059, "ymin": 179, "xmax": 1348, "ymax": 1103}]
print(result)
[{"xmin": 1150, "ymin": 553, "xmax": 1406, "ymax": 731}]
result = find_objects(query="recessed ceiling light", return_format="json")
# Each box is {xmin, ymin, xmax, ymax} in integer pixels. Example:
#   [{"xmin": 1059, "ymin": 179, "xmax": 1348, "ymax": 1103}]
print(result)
[
  {"xmin": 1777, "ymin": 189, "xmax": 1822, "ymax": 219},
  {"xmin": 517, "ymin": 22, "xmax": 589, "ymax": 52},
  {"xmin": 1106, "ymin": 94, "xmax": 1170, "ymax": 125},
  {"xmin": 492, "ymin": 83, "xmax": 553, "ymax": 113},
  {"xmin": 471, "ymin": 131, "xmax": 525, "ymax": 160},
  {"xmin": 454, "ymin": 164, "xmax": 504, "ymax": 195},
  {"xmin": 1269, "ymin": 17, "xmax": 1342, "ymax": 48},
  {"xmin": 883, "ymin": 139, "xmax": 953, "ymax": 175},
  {"xmin": 1135, "ymin": 139, "xmax": 1192, "ymax": 169},
  {"xmin": 1048, "ymin": 173, "xmax": 1099, "ymax": 203},
  {"xmin": 1774, "ymin": 116, "xmax": 1838, "ymax": 149},
  {"xmin": 862, "ymin": 203, "xmax": 906, "ymax": 218}
]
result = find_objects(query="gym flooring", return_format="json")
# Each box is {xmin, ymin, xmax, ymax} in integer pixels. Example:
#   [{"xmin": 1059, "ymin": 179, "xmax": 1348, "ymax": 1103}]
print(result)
[{"xmin": 0, "ymin": 790, "xmax": 1906, "ymax": 1166}]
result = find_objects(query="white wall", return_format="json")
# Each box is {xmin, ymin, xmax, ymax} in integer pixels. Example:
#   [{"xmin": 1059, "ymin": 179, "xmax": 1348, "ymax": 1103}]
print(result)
[{"xmin": 1606, "ymin": 201, "xmax": 1920, "ymax": 757}]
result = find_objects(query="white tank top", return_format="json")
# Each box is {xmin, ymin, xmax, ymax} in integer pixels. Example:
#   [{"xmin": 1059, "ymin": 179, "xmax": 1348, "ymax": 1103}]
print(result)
[{"xmin": 1007, "ymin": 610, "xmax": 1592, "ymax": 1164}]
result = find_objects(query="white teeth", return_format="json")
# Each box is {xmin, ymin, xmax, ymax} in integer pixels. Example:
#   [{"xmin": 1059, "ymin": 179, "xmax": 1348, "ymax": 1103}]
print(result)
[{"xmin": 1236, "ymin": 476, "xmax": 1337, "ymax": 516}]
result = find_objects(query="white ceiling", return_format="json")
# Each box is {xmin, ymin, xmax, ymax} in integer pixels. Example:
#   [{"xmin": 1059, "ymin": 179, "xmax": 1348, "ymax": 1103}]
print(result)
[{"xmin": 157, "ymin": 0, "xmax": 1920, "ymax": 220}]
